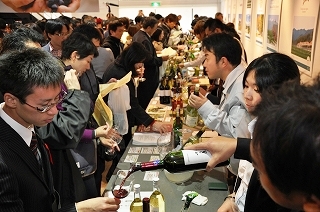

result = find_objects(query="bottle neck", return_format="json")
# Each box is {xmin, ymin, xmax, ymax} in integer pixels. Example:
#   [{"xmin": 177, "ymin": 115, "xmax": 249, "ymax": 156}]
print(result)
[
  {"xmin": 152, "ymin": 182, "xmax": 160, "ymax": 192},
  {"xmin": 138, "ymin": 160, "xmax": 165, "ymax": 171},
  {"xmin": 195, "ymin": 126, "xmax": 207, "ymax": 137}
]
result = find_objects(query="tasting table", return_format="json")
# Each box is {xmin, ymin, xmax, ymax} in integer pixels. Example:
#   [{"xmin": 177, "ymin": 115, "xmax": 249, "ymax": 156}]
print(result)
[{"xmin": 104, "ymin": 96, "xmax": 229, "ymax": 211}]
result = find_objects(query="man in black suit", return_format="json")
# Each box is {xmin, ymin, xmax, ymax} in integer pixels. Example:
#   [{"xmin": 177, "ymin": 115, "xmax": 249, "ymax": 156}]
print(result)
[
  {"xmin": 132, "ymin": 16, "xmax": 168, "ymax": 109},
  {"xmin": 0, "ymin": 48, "xmax": 120, "ymax": 212}
]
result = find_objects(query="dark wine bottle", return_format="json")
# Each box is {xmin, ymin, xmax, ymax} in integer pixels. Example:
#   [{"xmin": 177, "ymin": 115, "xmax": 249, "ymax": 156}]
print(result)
[
  {"xmin": 159, "ymin": 77, "xmax": 165, "ymax": 104},
  {"xmin": 130, "ymin": 150, "xmax": 229, "ymax": 174},
  {"xmin": 173, "ymin": 105, "xmax": 182, "ymax": 148}
]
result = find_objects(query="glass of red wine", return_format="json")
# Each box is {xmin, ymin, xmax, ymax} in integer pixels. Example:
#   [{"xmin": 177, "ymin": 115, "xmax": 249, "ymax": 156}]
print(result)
[{"xmin": 111, "ymin": 170, "xmax": 134, "ymax": 199}]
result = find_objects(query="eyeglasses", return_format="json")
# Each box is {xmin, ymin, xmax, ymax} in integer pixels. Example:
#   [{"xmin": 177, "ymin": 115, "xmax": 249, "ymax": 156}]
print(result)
[
  {"xmin": 54, "ymin": 32, "xmax": 69, "ymax": 37},
  {"xmin": 23, "ymin": 90, "xmax": 67, "ymax": 113}
]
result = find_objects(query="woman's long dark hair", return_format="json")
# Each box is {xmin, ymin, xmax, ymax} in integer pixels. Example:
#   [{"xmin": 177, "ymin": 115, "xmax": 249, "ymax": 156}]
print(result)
[{"xmin": 115, "ymin": 42, "xmax": 149, "ymax": 77}]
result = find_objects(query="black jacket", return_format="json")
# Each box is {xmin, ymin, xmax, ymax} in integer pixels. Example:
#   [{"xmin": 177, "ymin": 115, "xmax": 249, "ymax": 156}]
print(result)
[
  {"xmin": 235, "ymin": 138, "xmax": 293, "ymax": 212},
  {"xmin": 102, "ymin": 61, "xmax": 154, "ymax": 128},
  {"xmin": 102, "ymin": 36, "xmax": 124, "ymax": 59},
  {"xmin": 132, "ymin": 30, "xmax": 162, "ymax": 109}
]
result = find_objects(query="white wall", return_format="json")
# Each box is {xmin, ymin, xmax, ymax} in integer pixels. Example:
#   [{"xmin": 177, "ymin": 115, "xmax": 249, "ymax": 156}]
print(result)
[{"xmin": 224, "ymin": 0, "xmax": 320, "ymax": 83}]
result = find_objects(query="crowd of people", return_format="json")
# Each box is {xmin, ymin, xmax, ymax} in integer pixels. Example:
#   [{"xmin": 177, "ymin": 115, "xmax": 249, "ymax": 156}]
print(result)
[{"xmin": 0, "ymin": 9, "xmax": 320, "ymax": 212}]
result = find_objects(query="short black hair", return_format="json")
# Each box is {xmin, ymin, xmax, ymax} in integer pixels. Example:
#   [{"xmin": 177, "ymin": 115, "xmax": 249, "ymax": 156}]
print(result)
[
  {"xmin": 72, "ymin": 24, "xmax": 102, "ymax": 42},
  {"xmin": 0, "ymin": 48, "xmax": 63, "ymax": 102},
  {"xmin": 61, "ymin": 32, "xmax": 98, "ymax": 60},
  {"xmin": 108, "ymin": 19, "xmax": 124, "ymax": 34},
  {"xmin": 45, "ymin": 18, "xmax": 70, "ymax": 40},
  {"xmin": 243, "ymin": 53, "xmax": 300, "ymax": 94},
  {"xmin": 0, "ymin": 27, "xmax": 44, "ymax": 54},
  {"xmin": 135, "ymin": 16, "xmax": 144, "ymax": 24},
  {"xmin": 142, "ymin": 17, "xmax": 158, "ymax": 29},
  {"xmin": 252, "ymin": 78, "xmax": 320, "ymax": 199},
  {"xmin": 202, "ymin": 33, "xmax": 241, "ymax": 66},
  {"xmin": 204, "ymin": 18, "xmax": 225, "ymax": 32}
]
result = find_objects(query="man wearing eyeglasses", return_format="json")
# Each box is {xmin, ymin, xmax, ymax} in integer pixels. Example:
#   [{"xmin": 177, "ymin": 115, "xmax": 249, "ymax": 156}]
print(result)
[
  {"xmin": 0, "ymin": 48, "xmax": 121, "ymax": 212},
  {"xmin": 42, "ymin": 18, "xmax": 70, "ymax": 58}
]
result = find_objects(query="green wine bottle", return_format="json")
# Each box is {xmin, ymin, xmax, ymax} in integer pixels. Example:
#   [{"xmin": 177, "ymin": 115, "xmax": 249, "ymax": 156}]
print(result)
[
  {"xmin": 173, "ymin": 105, "xmax": 182, "ymax": 148},
  {"xmin": 185, "ymin": 84, "xmax": 200, "ymax": 127},
  {"xmin": 131, "ymin": 150, "xmax": 229, "ymax": 173}
]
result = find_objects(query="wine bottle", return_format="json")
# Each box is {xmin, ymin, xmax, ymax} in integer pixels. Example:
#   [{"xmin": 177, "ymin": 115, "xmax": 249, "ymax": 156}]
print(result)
[
  {"xmin": 164, "ymin": 77, "xmax": 171, "ymax": 104},
  {"xmin": 182, "ymin": 126, "xmax": 207, "ymax": 149},
  {"xmin": 173, "ymin": 105, "xmax": 182, "ymax": 148},
  {"xmin": 159, "ymin": 77, "xmax": 165, "ymax": 104},
  {"xmin": 130, "ymin": 150, "xmax": 229, "ymax": 174},
  {"xmin": 185, "ymin": 84, "xmax": 200, "ymax": 127},
  {"xmin": 143, "ymin": 198, "xmax": 150, "ymax": 212},
  {"xmin": 130, "ymin": 184, "xmax": 143, "ymax": 212},
  {"xmin": 150, "ymin": 177, "xmax": 165, "ymax": 212}
]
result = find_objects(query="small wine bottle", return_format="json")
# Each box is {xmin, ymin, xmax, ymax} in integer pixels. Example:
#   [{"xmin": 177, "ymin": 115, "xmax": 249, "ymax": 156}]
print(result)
[
  {"xmin": 130, "ymin": 184, "xmax": 143, "ymax": 212},
  {"xmin": 159, "ymin": 77, "xmax": 165, "ymax": 104},
  {"xmin": 150, "ymin": 177, "xmax": 165, "ymax": 212},
  {"xmin": 143, "ymin": 197, "xmax": 150, "ymax": 212},
  {"xmin": 182, "ymin": 126, "xmax": 207, "ymax": 149},
  {"xmin": 130, "ymin": 150, "xmax": 229, "ymax": 174},
  {"xmin": 185, "ymin": 84, "xmax": 200, "ymax": 127},
  {"xmin": 173, "ymin": 105, "xmax": 182, "ymax": 148}
]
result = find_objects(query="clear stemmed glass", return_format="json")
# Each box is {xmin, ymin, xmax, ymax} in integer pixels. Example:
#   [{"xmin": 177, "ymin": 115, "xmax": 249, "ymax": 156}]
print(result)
[
  {"xmin": 111, "ymin": 170, "xmax": 134, "ymax": 199},
  {"xmin": 157, "ymin": 132, "xmax": 172, "ymax": 160},
  {"xmin": 106, "ymin": 125, "xmax": 123, "ymax": 154}
]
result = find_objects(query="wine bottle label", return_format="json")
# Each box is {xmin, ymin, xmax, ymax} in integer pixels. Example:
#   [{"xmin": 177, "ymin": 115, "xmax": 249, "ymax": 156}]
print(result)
[
  {"xmin": 164, "ymin": 90, "xmax": 171, "ymax": 96},
  {"xmin": 185, "ymin": 115, "xmax": 198, "ymax": 127},
  {"xmin": 159, "ymin": 90, "xmax": 165, "ymax": 96},
  {"xmin": 182, "ymin": 150, "xmax": 211, "ymax": 165},
  {"xmin": 150, "ymin": 207, "xmax": 160, "ymax": 212}
]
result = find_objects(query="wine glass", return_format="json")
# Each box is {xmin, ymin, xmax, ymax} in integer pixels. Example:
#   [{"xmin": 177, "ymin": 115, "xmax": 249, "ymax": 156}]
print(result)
[
  {"xmin": 157, "ymin": 132, "xmax": 172, "ymax": 160},
  {"xmin": 111, "ymin": 170, "xmax": 134, "ymax": 199},
  {"xmin": 106, "ymin": 125, "xmax": 123, "ymax": 154}
]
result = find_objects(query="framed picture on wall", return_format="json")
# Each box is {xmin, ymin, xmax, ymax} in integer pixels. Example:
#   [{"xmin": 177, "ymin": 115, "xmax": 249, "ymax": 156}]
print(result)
[
  {"xmin": 290, "ymin": 0, "xmax": 320, "ymax": 75},
  {"xmin": 256, "ymin": 0, "xmax": 267, "ymax": 46},
  {"xmin": 245, "ymin": 0, "xmax": 252, "ymax": 40},
  {"xmin": 265, "ymin": 0, "xmax": 283, "ymax": 53},
  {"xmin": 236, "ymin": 0, "xmax": 244, "ymax": 35}
]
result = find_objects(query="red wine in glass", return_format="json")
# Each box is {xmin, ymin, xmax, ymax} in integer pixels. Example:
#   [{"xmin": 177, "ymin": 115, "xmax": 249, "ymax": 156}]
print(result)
[
  {"xmin": 112, "ymin": 169, "xmax": 134, "ymax": 199},
  {"xmin": 112, "ymin": 188, "xmax": 129, "ymax": 198}
]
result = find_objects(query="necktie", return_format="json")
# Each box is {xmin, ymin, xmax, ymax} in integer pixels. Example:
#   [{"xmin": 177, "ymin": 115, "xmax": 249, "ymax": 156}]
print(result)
[
  {"xmin": 30, "ymin": 132, "xmax": 42, "ymax": 167},
  {"xmin": 30, "ymin": 132, "xmax": 38, "ymax": 157}
]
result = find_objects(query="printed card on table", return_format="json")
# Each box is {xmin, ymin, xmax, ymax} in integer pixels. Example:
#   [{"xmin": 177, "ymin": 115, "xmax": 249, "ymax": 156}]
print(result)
[
  {"xmin": 150, "ymin": 155, "xmax": 160, "ymax": 161},
  {"xmin": 140, "ymin": 147, "xmax": 154, "ymax": 154},
  {"xmin": 143, "ymin": 171, "xmax": 159, "ymax": 181},
  {"xmin": 124, "ymin": 155, "xmax": 139, "ymax": 163},
  {"xmin": 128, "ymin": 147, "xmax": 142, "ymax": 154},
  {"xmin": 152, "ymin": 147, "xmax": 159, "ymax": 154}
]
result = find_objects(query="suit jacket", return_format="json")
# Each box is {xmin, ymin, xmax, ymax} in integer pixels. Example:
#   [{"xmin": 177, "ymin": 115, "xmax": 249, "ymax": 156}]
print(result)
[
  {"xmin": 0, "ymin": 117, "xmax": 57, "ymax": 212},
  {"xmin": 132, "ymin": 30, "xmax": 163, "ymax": 109},
  {"xmin": 234, "ymin": 138, "xmax": 293, "ymax": 212},
  {"xmin": 0, "ymin": 118, "xmax": 77, "ymax": 212}
]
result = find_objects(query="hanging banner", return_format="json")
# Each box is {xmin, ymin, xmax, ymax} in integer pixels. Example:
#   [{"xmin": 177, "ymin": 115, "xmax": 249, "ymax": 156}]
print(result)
[
  {"xmin": 290, "ymin": 0, "xmax": 319, "ymax": 75},
  {"xmin": 265, "ymin": 0, "xmax": 283, "ymax": 53},
  {"xmin": 0, "ymin": 0, "xmax": 99, "ymax": 13}
]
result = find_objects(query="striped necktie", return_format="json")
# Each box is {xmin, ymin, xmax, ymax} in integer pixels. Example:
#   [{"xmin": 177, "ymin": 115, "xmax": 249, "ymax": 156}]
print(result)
[{"xmin": 30, "ymin": 132, "xmax": 38, "ymax": 157}]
